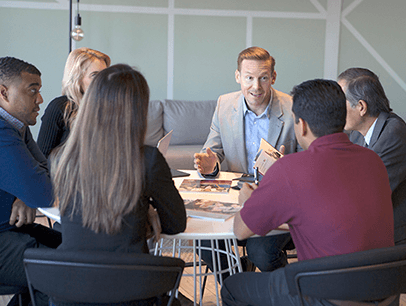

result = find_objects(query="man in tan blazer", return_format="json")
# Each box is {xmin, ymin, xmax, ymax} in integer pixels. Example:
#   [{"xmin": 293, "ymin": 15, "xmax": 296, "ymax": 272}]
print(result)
[
  {"xmin": 194, "ymin": 47, "xmax": 299, "ymax": 275},
  {"xmin": 195, "ymin": 47, "xmax": 299, "ymax": 175}
]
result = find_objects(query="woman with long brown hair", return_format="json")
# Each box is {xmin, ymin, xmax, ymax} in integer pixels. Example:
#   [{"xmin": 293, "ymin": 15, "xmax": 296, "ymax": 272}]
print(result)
[{"xmin": 51, "ymin": 64, "xmax": 186, "ymax": 304}]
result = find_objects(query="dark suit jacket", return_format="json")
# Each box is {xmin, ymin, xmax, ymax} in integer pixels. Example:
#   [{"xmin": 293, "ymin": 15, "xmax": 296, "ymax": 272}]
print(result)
[
  {"xmin": 350, "ymin": 112, "xmax": 406, "ymax": 244},
  {"xmin": 0, "ymin": 116, "xmax": 53, "ymax": 232}
]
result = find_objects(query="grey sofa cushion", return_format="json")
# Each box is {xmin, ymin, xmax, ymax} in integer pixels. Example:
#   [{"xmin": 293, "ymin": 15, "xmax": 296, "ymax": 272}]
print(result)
[
  {"xmin": 162, "ymin": 100, "xmax": 217, "ymax": 145},
  {"xmin": 165, "ymin": 144, "xmax": 203, "ymax": 170},
  {"xmin": 145, "ymin": 100, "xmax": 164, "ymax": 146},
  {"xmin": 165, "ymin": 145, "xmax": 229, "ymax": 171}
]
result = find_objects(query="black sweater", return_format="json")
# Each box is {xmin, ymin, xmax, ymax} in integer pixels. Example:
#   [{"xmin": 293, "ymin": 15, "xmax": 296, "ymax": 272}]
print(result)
[
  {"xmin": 37, "ymin": 95, "xmax": 70, "ymax": 158},
  {"xmin": 58, "ymin": 146, "xmax": 187, "ymax": 254}
]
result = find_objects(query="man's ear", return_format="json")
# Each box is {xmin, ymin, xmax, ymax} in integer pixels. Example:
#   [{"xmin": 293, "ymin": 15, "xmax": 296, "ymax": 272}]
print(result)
[
  {"xmin": 271, "ymin": 71, "xmax": 277, "ymax": 85},
  {"xmin": 298, "ymin": 118, "xmax": 307, "ymax": 137},
  {"xmin": 235, "ymin": 69, "xmax": 241, "ymax": 84},
  {"xmin": 358, "ymin": 100, "xmax": 368, "ymax": 117},
  {"xmin": 0, "ymin": 85, "xmax": 9, "ymax": 103}
]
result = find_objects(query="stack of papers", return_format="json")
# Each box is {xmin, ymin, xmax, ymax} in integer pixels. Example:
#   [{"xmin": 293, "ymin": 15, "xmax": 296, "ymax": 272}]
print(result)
[
  {"xmin": 253, "ymin": 138, "xmax": 283, "ymax": 175},
  {"xmin": 184, "ymin": 199, "xmax": 241, "ymax": 222},
  {"xmin": 178, "ymin": 179, "xmax": 232, "ymax": 193}
]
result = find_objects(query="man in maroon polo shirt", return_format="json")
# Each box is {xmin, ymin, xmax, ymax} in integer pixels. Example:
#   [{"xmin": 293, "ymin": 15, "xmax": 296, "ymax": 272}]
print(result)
[{"xmin": 221, "ymin": 79, "xmax": 395, "ymax": 306}]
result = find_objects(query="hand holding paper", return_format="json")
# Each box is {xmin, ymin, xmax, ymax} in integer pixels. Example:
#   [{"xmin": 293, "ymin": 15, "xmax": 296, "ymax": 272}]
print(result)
[{"xmin": 253, "ymin": 139, "xmax": 284, "ymax": 175}]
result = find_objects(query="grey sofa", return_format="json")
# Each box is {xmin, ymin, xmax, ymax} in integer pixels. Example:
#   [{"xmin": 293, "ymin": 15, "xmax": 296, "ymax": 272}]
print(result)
[{"xmin": 145, "ymin": 99, "xmax": 217, "ymax": 170}]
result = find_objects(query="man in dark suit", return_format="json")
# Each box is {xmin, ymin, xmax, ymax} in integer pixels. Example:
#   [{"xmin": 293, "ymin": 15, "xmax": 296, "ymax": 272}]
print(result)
[
  {"xmin": 338, "ymin": 67, "xmax": 406, "ymax": 245},
  {"xmin": 0, "ymin": 57, "xmax": 62, "ymax": 306}
]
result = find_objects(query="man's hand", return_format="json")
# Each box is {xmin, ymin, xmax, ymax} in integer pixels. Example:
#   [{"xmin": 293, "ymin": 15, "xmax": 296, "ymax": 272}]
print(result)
[
  {"xmin": 9, "ymin": 198, "xmax": 36, "ymax": 227},
  {"xmin": 238, "ymin": 183, "xmax": 258, "ymax": 205},
  {"xmin": 194, "ymin": 147, "xmax": 217, "ymax": 174},
  {"xmin": 279, "ymin": 145, "xmax": 285, "ymax": 155}
]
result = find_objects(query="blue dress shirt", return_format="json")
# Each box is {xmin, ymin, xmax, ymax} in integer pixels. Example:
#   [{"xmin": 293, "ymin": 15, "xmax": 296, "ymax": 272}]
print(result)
[{"xmin": 243, "ymin": 101, "xmax": 271, "ymax": 175}]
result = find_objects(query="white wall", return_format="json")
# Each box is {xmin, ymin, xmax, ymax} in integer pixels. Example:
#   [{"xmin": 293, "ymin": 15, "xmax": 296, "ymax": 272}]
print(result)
[{"xmin": 0, "ymin": 0, "xmax": 405, "ymax": 138}]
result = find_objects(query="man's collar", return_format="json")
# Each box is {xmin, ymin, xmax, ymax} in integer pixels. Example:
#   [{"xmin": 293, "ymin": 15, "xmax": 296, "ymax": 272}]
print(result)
[
  {"xmin": 309, "ymin": 132, "xmax": 351, "ymax": 149},
  {"xmin": 364, "ymin": 118, "xmax": 378, "ymax": 146},
  {"xmin": 0, "ymin": 107, "xmax": 25, "ymax": 132}
]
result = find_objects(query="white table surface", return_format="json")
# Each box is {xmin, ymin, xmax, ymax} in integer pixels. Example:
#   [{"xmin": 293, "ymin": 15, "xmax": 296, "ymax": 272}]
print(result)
[
  {"xmin": 38, "ymin": 170, "xmax": 289, "ymax": 238},
  {"xmin": 168, "ymin": 170, "xmax": 288, "ymax": 239}
]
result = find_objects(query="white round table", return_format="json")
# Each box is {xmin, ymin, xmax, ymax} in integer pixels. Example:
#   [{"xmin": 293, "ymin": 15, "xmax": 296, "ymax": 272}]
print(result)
[
  {"xmin": 153, "ymin": 170, "xmax": 288, "ymax": 306},
  {"xmin": 38, "ymin": 170, "xmax": 289, "ymax": 306}
]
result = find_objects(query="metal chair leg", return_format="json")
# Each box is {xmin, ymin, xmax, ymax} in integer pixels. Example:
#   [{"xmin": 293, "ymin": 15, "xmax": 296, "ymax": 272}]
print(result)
[{"xmin": 200, "ymin": 265, "xmax": 209, "ymax": 299}]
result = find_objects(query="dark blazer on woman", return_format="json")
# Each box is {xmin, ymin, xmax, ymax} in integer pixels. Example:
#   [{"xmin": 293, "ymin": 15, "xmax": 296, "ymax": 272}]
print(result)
[{"xmin": 58, "ymin": 146, "xmax": 187, "ymax": 254}]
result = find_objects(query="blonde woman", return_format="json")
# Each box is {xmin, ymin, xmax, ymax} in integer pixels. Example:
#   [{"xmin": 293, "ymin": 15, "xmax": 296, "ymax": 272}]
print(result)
[
  {"xmin": 37, "ymin": 47, "xmax": 110, "ymax": 157},
  {"xmin": 51, "ymin": 64, "xmax": 186, "ymax": 304}
]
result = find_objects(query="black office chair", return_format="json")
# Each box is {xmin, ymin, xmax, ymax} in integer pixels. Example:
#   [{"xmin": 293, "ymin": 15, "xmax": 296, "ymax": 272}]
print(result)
[
  {"xmin": 0, "ymin": 285, "xmax": 25, "ymax": 306},
  {"xmin": 23, "ymin": 248, "xmax": 185, "ymax": 306},
  {"xmin": 284, "ymin": 244, "xmax": 406, "ymax": 306}
]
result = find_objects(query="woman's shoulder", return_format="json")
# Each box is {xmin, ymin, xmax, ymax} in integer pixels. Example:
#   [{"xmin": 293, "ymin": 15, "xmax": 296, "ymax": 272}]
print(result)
[
  {"xmin": 143, "ymin": 145, "xmax": 167, "ymax": 161},
  {"xmin": 45, "ymin": 96, "xmax": 69, "ymax": 113},
  {"xmin": 143, "ymin": 145, "xmax": 162, "ymax": 163},
  {"xmin": 143, "ymin": 145, "xmax": 171, "ymax": 175},
  {"xmin": 144, "ymin": 145, "xmax": 158, "ymax": 154}
]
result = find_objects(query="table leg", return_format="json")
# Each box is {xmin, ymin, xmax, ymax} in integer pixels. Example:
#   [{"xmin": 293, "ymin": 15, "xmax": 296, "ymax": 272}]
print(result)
[
  {"xmin": 232, "ymin": 238, "xmax": 243, "ymax": 273},
  {"xmin": 224, "ymin": 238, "xmax": 233, "ymax": 278},
  {"xmin": 153, "ymin": 237, "xmax": 243, "ymax": 306},
  {"xmin": 210, "ymin": 239, "xmax": 221, "ymax": 306},
  {"xmin": 197, "ymin": 239, "xmax": 203, "ymax": 306}
]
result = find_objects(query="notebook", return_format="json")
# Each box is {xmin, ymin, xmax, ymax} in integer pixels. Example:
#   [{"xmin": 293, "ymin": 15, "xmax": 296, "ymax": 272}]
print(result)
[
  {"xmin": 156, "ymin": 130, "xmax": 190, "ymax": 178},
  {"xmin": 157, "ymin": 130, "xmax": 173, "ymax": 156}
]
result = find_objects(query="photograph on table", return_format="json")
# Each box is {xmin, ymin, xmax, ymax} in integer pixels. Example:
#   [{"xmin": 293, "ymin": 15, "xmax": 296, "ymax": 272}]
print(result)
[
  {"xmin": 184, "ymin": 199, "xmax": 241, "ymax": 221},
  {"xmin": 178, "ymin": 179, "xmax": 232, "ymax": 193}
]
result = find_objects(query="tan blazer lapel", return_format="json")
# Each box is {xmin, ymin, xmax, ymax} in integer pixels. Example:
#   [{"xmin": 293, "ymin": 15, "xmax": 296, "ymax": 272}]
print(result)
[
  {"xmin": 233, "ymin": 94, "xmax": 248, "ymax": 173},
  {"xmin": 267, "ymin": 89, "xmax": 284, "ymax": 148}
]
